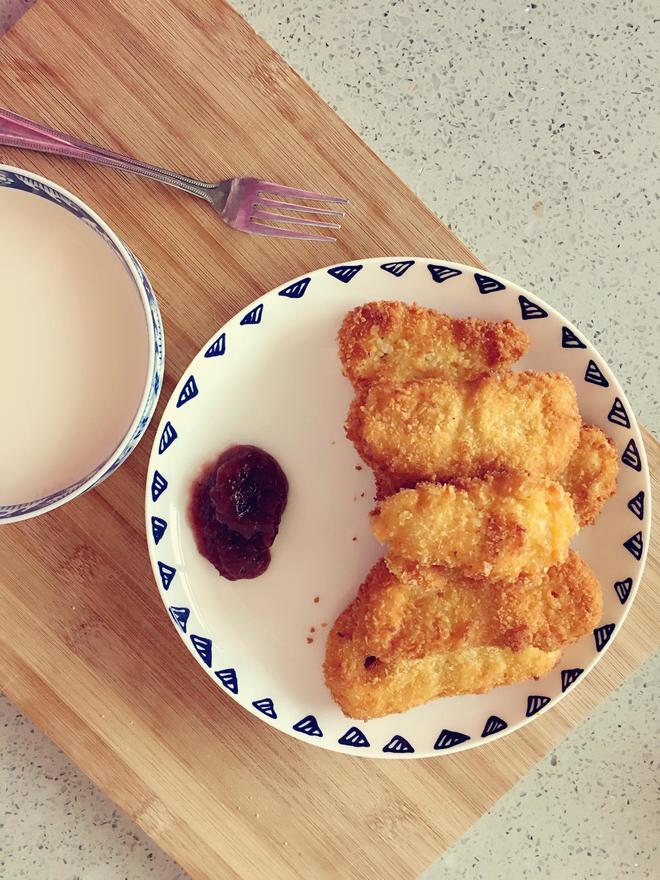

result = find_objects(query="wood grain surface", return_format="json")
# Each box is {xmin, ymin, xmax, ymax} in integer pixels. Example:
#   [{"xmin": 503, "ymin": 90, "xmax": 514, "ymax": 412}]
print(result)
[{"xmin": 0, "ymin": 2, "xmax": 658, "ymax": 878}]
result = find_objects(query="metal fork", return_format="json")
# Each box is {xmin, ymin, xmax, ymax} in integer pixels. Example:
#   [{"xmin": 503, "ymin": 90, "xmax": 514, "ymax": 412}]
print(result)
[{"xmin": 0, "ymin": 107, "xmax": 347, "ymax": 242}]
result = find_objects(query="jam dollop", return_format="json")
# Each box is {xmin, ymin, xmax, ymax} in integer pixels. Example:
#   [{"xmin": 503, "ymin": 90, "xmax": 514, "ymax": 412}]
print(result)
[{"xmin": 189, "ymin": 445, "xmax": 288, "ymax": 581}]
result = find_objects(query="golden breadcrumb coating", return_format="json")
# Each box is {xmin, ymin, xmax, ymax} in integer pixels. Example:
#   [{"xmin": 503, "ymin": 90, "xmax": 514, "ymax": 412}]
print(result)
[
  {"xmin": 346, "ymin": 372, "xmax": 581, "ymax": 489},
  {"xmin": 327, "ymin": 303, "xmax": 610, "ymax": 720},
  {"xmin": 560, "ymin": 424, "xmax": 619, "ymax": 526},
  {"xmin": 338, "ymin": 301, "xmax": 530, "ymax": 385},
  {"xmin": 325, "ymin": 642, "xmax": 559, "ymax": 720},
  {"xmin": 370, "ymin": 473, "xmax": 578, "ymax": 580},
  {"xmin": 384, "ymin": 552, "xmax": 602, "ymax": 656},
  {"xmin": 323, "ymin": 554, "xmax": 601, "ymax": 719}
]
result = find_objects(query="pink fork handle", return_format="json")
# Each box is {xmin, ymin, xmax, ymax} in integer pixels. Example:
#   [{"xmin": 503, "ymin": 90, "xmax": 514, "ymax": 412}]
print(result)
[
  {"xmin": 1, "ymin": 106, "xmax": 162, "ymax": 173},
  {"xmin": 0, "ymin": 107, "xmax": 212, "ymax": 195}
]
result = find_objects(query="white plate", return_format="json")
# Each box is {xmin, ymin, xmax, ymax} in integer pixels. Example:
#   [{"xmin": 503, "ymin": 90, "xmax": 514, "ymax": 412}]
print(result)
[{"xmin": 145, "ymin": 258, "xmax": 650, "ymax": 758}]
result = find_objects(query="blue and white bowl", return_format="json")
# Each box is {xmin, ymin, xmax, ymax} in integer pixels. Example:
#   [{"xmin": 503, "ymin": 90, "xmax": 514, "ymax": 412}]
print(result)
[{"xmin": 0, "ymin": 165, "xmax": 164, "ymax": 523}]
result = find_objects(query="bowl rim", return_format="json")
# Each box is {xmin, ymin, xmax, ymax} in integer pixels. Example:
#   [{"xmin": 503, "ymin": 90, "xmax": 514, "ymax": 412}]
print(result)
[{"xmin": 0, "ymin": 163, "xmax": 160, "ymax": 524}]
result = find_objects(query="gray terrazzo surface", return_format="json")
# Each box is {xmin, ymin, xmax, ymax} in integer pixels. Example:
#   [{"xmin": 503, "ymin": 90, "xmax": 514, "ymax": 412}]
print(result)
[{"xmin": 1, "ymin": 0, "xmax": 658, "ymax": 878}]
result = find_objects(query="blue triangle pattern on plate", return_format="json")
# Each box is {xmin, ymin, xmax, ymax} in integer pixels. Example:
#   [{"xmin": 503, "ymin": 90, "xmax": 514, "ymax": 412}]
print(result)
[
  {"xmin": 621, "ymin": 438, "xmax": 641, "ymax": 472},
  {"xmin": 481, "ymin": 715, "xmax": 507, "ymax": 737},
  {"xmin": 593, "ymin": 623, "xmax": 615, "ymax": 652},
  {"xmin": 434, "ymin": 729, "xmax": 470, "ymax": 750},
  {"xmin": 526, "ymin": 695, "xmax": 551, "ymax": 717},
  {"xmin": 151, "ymin": 516, "xmax": 167, "ymax": 545},
  {"xmin": 240, "ymin": 303, "xmax": 263, "ymax": 325},
  {"xmin": 252, "ymin": 697, "xmax": 277, "ymax": 719},
  {"xmin": 157, "ymin": 561, "xmax": 176, "ymax": 590},
  {"xmin": 190, "ymin": 634, "xmax": 212, "ymax": 667},
  {"xmin": 158, "ymin": 421, "xmax": 177, "ymax": 454},
  {"xmin": 380, "ymin": 260, "xmax": 415, "ymax": 278},
  {"xmin": 382, "ymin": 734, "xmax": 414, "ymax": 754},
  {"xmin": 607, "ymin": 397, "xmax": 630, "ymax": 428},
  {"xmin": 428, "ymin": 264, "xmax": 462, "ymax": 284},
  {"xmin": 338, "ymin": 726, "xmax": 370, "ymax": 747},
  {"xmin": 328, "ymin": 264, "xmax": 363, "ymax": 283},
  {"xmin": 214, "ymin": 667, "xmax": 238, "ymax": 694},
  {"xmin": 204, "ymin": 332, "xmax": 226, "ymax": 358},
  {"xmin": 584, "ymin": 359, "xmax": 609, "ymax": 387},
  {"xmin": 623, "ymin": 531, "xmax": 643, "ymax": 561},
  {"xmin": 176, "ymin": 375, "xmax": 198, "ymax": 408},
  {"xmin": 474, "ymin": 273, "xmax": 506, "ymax": 294},
  {"xmin": 614, "ymin": 577, "xmax": 632, "ymax": 604},
  {"xmin": 627, "ymin": 491, "xmax": 644, "ymax": 520},
  {"xmin": 561, "ymin": 326, "xmax": 586, "ymax": 349},
  {"xmin": 561, "ymin": 668, "xmax": 583, "ymax": 692},
  {"xmin": 168, "ymin": 605, "xmax": 190, "ymax": 633},
  {"xmin": 518, "ymin": 295, "xmax": 548, "ymax": 320},
  {"xmin": 293, "ymin": 714, "xmax": 323, "ymax": 737},
  {"xmin": 151, "ymin": 470, "xmax": 168, "ymax": 502},
  {"xmin": 279, "ymin": 277, "xmax": 311, "ymax": 299}
]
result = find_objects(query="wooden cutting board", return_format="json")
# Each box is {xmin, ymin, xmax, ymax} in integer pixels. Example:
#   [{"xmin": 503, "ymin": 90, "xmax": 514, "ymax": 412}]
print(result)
[{"xmin": 1, "ymin": 3, "xmax": 658, "ymax": 878}]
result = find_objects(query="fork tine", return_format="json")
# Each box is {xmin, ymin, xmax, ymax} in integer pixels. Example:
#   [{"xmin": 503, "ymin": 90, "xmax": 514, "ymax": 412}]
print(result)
[
  {"xmin": 255, "ymin": 199, "xmax": 345, "ymax": 216},
  {"xmin": 248, "ymin": 223, "xmax": 336, "ymax": 242},
  {"xmin": 257, "ymin": 181, "xmax": 349, "ymax": 204},
  {"xmin": 251, "ymin": 210, "xmax": 340, "ymax": 229}
]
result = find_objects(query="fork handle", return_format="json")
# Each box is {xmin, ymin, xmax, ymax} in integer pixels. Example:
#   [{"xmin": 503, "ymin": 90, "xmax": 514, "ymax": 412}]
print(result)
[{"xmin": 0, "ymin": 107, "xmax": 214, "ymax": 200}]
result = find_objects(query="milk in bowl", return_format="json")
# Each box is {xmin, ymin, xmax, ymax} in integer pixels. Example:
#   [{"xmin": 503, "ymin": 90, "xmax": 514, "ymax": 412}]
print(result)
[{"xmin": 0, "ymin": 167, "xmax": 163, "ymax": 522}]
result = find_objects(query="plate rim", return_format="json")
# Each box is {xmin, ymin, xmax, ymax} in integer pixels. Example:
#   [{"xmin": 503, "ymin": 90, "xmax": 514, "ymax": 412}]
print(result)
[{"xmin": 144, "ymin": 256, "xmax": 651, "ymax": 758}]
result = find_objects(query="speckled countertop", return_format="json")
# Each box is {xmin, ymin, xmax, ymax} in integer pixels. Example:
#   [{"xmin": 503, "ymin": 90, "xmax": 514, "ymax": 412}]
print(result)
[{"xmin": 1, "ymin": 1, "xmax": 658, "ymax": 878}]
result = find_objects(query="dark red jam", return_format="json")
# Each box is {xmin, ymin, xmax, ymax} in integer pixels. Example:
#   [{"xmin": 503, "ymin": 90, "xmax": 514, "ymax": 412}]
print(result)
[{"xmin": 189, "ymin": 445, "xmax": 288, "ymax": 581}]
